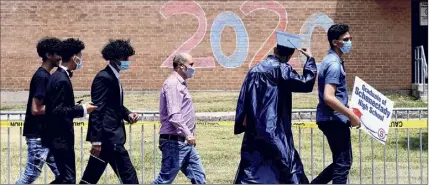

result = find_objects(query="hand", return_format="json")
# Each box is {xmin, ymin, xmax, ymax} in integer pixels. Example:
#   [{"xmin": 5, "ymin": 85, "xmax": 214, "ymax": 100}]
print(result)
[
  {"xmin": 298, "ymin": 48, "xmax": 313, "ymax": 58},
  {"xmin": 350, "ymin": 113, "xmax": 361, "ymax": 128},
  {"xmin": 86, "ymin": 103, "xmax": 98, "ymax": 113},
  {"xmin": 186, "ymin": 135, "xmax": 196, "ymax": 146},
  {"xmin": 90, "ymin": 145, "xmax": 102, "ymax": 157},
  {"xmin": 128, "ymin": 113, "xmax": 140, "ymax": 124},
  {"xmin": 243, "ymin": 115, "xmax": 247, "ymax": 127}
]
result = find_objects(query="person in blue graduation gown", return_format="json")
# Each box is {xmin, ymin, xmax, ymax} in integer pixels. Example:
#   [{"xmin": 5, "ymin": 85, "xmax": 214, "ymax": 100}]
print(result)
[{"xmin": 233, "ymin": 31, "xmax": 317, "ymax": 184}]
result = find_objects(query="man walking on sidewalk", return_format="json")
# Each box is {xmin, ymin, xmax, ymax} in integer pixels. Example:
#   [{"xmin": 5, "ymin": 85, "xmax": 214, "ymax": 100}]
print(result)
[
  {"xmin": 312, "ymin": 23, "xmax": 361, "ymax": 184},
  {"xmin": 16, "ymin": 37, "xmax": 62, "ymax": 184},
  {"xmin": 44, "ymin": 38, "xmax": 97, "ymax": 184},
  {"xmin": 152, "ymin": 52, "xmax": 206, "ymax": 184},
  {"xmin": 80, "ymin": 39, "xmax": 140, "ymax": 184},
  {"xmin": 234, "ymin": 31, "xmax": 316, "ymax": 184}
]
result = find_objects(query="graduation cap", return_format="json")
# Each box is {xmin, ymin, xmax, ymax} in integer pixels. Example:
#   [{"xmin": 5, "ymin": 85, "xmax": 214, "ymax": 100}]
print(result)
[{"xmin": 276, "ymin": 30, "xmax": 301, "ymax": 49}]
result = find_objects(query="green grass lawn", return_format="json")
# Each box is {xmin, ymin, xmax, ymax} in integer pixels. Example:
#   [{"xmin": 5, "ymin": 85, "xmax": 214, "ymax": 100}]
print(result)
[
  {"xmin": 0, "ymin": 91, "xmax": 427, "ymax": 184},
  {"xmin": 1, "ymin": 125, "xmax": 427, "ymax": 184},
  {"xmin": 1, "ymin": 92, "xmax": 426, "ymax": 112}
]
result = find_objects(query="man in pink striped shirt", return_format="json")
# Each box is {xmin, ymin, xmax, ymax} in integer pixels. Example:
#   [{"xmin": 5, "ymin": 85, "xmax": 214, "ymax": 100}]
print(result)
[{"xmin": 152, "ymin": 53, "xmax": 206, "ymax": 184}]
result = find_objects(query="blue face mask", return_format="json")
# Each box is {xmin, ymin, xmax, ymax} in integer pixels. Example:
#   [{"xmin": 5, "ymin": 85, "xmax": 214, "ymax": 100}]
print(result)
[
  {"xmin": 74, "ymin": 56, "xmax": 83, "ymax": 70},
  {"xmin": 184, "ymin": 66, "xmax": 195, "ymax": 78},
  {"xmin": 340, "ymin": 40, "xmax": 352, "ymax": 54},
  {"xmin": 119, "ymin": 61, "xmax": 130, "ymax": 70}
]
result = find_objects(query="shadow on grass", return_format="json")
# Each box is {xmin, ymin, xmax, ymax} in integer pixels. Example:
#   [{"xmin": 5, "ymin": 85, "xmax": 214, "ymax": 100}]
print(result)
[{"xmin": 399, "ymin": 132, "xmax": 428, "ymax": 151}]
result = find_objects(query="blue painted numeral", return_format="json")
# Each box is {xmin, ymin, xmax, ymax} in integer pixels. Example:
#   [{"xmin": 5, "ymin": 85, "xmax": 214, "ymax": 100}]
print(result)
[{"xmin": 210, "ymin": 11, "xmax": 249, "ymax": 68}]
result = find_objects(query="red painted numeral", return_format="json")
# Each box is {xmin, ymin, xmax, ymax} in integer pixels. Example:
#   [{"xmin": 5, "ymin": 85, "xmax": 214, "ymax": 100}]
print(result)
[
  {"xmin": 159, "ymin": 0, "xmax": 215, "ymax": 68},
  {"xmin": 240, "ymin": 1, "xmax": 288, "ymax": 68}
]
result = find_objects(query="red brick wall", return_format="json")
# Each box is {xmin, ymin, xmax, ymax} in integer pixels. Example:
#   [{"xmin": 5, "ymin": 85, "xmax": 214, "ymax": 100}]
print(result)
[{"xmin": 0, "ymin": 0, "xmax": 411, "ymax": 91}]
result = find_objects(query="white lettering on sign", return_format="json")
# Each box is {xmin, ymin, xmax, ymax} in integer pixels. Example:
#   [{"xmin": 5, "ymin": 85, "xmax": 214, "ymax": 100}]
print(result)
[{"xmin": 421, "ymin": 2, "xmax": 428, "ymax": 26}]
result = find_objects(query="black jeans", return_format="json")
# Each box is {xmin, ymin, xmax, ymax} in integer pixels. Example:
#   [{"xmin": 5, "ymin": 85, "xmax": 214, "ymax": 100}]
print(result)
[
  {"xmin": 49, "ymin": 136, "xmax": 76, "ymax": 184},
  {"xmin": 79, "ymin": 144, "xmax": 139, "ymax": 184},
  {"xmin": 311, "ymin": 121, "xmax": 352, "ymax": 184}
]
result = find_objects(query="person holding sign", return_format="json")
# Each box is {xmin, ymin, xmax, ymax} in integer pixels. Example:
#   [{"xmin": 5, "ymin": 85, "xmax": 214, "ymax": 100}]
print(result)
[
  {"xmin": 233, "ymin": 31, "xmax": 316, "ymax": 184},
  {"xmin": 312, "ymin": 24, "xmax": 360, "ymax": 184}
]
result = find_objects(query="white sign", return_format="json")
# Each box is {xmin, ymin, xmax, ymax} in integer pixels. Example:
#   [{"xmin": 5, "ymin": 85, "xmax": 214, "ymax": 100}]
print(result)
[
  {"xmin": 350, "ymin": 77, "xmax": 394, "ymax": 145},
  {"xmin": 421, "ymin": 2, "xmax": 428, "ymax": 26}
]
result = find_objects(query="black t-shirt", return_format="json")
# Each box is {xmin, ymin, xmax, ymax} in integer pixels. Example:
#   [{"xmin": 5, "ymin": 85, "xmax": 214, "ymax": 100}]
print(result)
[{"xmin": 23, "ymin": 67, "xmax": 50, "ymax": 137}]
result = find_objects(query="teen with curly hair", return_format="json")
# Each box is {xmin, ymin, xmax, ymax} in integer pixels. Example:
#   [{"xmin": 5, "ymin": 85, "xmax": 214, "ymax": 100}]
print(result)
[{"xmin": 80, "ymin": 39, "xmax": 140, "ymax": 184}]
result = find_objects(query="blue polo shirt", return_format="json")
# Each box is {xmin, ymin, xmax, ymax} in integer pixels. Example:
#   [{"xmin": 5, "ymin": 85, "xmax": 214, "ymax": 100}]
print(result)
[{"xmin": 316, "ymin": 49, "xmax": 349, "ymax": 124}]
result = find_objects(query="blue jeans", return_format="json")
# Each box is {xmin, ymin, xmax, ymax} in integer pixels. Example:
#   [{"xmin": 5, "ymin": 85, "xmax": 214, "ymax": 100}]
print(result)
[
  {"xmin": 16, "ymin": 137, "xmax": 60, "ymax": 184},
  {"xmin": 152, "ymin": 138, "xmax": 206, "ymax": 184}
]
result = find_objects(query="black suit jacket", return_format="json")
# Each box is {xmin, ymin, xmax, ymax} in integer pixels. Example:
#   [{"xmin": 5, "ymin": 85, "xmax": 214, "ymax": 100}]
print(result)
[
  {"xmin": 44, "ymin": 67, "xmax": 84, "ymax": 142},
  {"xmin": 86, "ymin": 65, "xmax": 132, "ymax": 145}
]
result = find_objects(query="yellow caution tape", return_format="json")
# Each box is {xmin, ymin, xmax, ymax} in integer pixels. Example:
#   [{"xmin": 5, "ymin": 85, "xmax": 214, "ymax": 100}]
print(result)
[{"xmin": 0, "ymin": 120, "xmax": 427, "ymax": 128}]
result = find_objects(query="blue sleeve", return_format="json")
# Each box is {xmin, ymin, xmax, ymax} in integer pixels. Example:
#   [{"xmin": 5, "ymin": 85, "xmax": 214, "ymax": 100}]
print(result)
[
  {"xmin": 283, "ymin": 57, "xmax": 317, "ymax": 92},
  {"xmin": 234, "ymin": 74, "xmax": 249, "ymax": 135},
  {"xmin": 34, "ymin": 76, "xmax": 48, "ymax": 101},
  {"xmin": 324, "ymin": 62, "xmax": 342, "ymax": 86}
]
